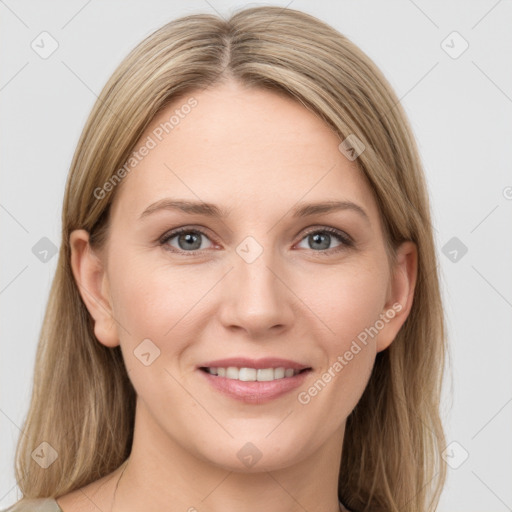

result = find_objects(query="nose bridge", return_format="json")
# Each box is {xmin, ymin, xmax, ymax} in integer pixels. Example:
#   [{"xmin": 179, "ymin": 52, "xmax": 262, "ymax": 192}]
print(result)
[{"xmin": 219, "ymin": 239, "xmax": 293, "ymax": 334}]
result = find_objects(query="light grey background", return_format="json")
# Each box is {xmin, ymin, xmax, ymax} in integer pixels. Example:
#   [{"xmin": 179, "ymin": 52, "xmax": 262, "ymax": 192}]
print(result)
[{"xmin": 1, "ymin": 1, "xmax": 511, "ymax": 510}]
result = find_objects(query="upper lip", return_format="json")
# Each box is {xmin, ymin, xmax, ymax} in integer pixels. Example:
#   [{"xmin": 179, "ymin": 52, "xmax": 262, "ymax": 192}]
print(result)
[{"xmin": 198, "ymin": 357, "xmax": 311, "ymax": 370}]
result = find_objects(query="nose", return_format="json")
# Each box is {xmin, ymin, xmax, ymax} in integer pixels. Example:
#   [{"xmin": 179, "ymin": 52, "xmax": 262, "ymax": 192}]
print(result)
[{"xmin": 218, "ymin": 249, "xmax": 294, "ymax": 338}]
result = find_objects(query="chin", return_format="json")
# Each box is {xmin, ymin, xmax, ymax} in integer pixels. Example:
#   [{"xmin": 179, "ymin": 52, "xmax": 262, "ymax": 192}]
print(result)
[{"xmin": 194, "ymin": 434, "xmax": 310, "ymax": 473}]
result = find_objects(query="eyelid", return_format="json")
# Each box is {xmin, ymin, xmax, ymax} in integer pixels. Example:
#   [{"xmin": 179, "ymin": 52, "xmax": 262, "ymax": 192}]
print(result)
[{"xmin": 298, "ymin": 225, "xmax": 353, "ymax": 246}]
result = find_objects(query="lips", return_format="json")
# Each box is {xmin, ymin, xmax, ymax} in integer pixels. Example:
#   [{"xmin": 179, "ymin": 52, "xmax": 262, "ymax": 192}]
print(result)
[{"xmin": 197, "ymin": 357, "xmax": 312, "ymax": 404}]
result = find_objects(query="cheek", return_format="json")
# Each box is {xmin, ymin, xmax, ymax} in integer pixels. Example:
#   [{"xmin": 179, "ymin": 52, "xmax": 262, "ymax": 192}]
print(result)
[
  {"xmin": 107, "ymin": 258, "xmax": 207, "ymax": 414},
  {"xmin": 299, "ymin": 257, "xmax": 389, "ymax": 344},
  {"xmin": 291, "ymin": 259, "xmax": 387, "ymax": 420},
  {"xmin": 109, "ymin": 254, "xmax": 202, "ymax": 328},
  {"xmin": 107, "ymin": 255, "xmax": 208, "ymax": 367}
]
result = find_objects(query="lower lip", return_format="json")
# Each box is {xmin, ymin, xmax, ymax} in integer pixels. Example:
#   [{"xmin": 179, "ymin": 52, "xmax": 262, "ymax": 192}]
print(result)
[{"xmin": 199, "ymin": 369, "xmax": 311, "ymax": 404}]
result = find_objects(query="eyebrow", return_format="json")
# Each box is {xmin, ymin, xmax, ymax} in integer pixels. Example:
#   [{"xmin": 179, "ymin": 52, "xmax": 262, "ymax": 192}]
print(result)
[{"xmin": 139, "ymin": 199, "xmax": 369, "ymax": 223}]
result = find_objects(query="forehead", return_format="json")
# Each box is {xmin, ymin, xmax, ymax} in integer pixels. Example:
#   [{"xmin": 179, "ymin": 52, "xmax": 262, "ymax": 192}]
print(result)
[{"xmin": 110, "ymin": 81, "xmax": 379, "ymax": 222}]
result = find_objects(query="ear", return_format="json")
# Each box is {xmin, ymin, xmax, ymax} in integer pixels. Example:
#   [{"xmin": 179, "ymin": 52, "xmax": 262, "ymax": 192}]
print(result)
[
  {"xmin": 376, "ymin": 241, "xmax": 418, "ymax": 353},
  {"xmin": 69, "ymin": 229, "xmax": 119, "ymax": 348}
]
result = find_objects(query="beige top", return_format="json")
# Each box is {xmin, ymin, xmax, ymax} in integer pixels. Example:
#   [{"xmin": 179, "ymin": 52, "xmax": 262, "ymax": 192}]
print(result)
[{"xmin": 1, "ymin": 498, "xmax": 63, "ymax": 512}]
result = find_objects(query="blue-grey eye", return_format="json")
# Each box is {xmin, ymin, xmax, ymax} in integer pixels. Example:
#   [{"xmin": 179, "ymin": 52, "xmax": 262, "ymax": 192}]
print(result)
[
  {"xmin": 296, "ymin": 230, "xmax": 346, "ymax": 251},
  {"xmin": 311, "ymin": 232, "xmax": 331, "ymax": 250},
  {"xmin": 165, "ymin": 230, "xmax": 213, "ymax": 251}
]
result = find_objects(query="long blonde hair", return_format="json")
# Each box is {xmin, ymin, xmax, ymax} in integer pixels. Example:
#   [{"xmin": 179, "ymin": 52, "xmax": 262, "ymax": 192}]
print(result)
[{"xmin": 13, "ymin": 6, "xmax": 446, "ymax": 511}]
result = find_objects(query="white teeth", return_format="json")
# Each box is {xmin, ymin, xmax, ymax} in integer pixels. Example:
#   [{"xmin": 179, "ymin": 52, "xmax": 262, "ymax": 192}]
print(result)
[
  {"xmin": 205, "ymin": 366, "xmax": 304, "ymax": 381},
  {"xmin": 239, "ymin": 367, "xmax": 257, "ymax": 381},
  {"xmin": 226, "ymin": 366, "xmax": 239, "ymax": 379},
  {"xmin": 256, "ymin": 368, "xmax": 274, "ymax": 381},
  {"xmin": 274, "ymin": 367, "xmax": 285, "ymax": 379}
]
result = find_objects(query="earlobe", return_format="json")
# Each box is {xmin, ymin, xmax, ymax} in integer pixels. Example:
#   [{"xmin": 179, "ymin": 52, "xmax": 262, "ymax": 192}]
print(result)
[
  {"xmin": 376, "ymin": 241, "xmax": 418, "ymax": 353},
  {"xmin": 69, "ymin": 229, "xmax": 119, "ymax": 348}
]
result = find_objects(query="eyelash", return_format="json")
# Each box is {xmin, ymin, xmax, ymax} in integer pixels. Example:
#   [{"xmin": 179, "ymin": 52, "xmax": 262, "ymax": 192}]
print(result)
[{"xmin": 159, "ymin": 226, "xmax": 354, "ymax": 256}]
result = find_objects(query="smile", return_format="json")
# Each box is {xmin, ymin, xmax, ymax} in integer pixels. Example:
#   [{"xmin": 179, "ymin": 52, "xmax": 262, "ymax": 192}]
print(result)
[
  {"xmin": 200, "ymin": 366, "xmax": 307, "ymax": 381},
  {"xmin": 198, "ymin": 362, "xmax": 312, "ymax": 403}
]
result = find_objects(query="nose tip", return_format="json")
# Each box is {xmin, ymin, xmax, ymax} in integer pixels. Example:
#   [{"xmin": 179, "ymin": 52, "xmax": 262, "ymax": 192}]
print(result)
[{"xmin": 218, "ymin": 252, "xmax": 293, "ymax": 337}]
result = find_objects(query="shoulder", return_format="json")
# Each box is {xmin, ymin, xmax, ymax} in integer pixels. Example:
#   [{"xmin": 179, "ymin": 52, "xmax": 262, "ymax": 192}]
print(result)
[{"xmin": 1, "ymin": 498, "xmax": 63, "ymax": 512}]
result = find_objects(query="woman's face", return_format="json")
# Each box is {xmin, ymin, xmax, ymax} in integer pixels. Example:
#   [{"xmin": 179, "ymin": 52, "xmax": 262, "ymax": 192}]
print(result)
[{"xmin": 72, "ymin": 80, "xmax": 415, "ymax": 472}]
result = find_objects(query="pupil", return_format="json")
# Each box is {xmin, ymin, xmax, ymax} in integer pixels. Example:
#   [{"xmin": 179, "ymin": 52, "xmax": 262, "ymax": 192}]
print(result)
[
  {"xmin": 179, "ymin": 232, "xmax": 201, "ymax": 250},
  {"xmin": 310, "ymin": 233, "xmax": 330, "ymax": 250}
]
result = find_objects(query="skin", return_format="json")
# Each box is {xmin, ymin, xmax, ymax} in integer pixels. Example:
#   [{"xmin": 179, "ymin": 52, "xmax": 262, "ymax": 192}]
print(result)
[{"xmin": 59, "ymin": 80, "xmax": 417, "ymax": 512}]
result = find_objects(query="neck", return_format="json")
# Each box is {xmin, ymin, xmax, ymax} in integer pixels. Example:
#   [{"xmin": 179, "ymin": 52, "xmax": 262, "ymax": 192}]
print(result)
[{"xmin": 112, "ymin": 398, "xmax": 345, "ymax": 512}]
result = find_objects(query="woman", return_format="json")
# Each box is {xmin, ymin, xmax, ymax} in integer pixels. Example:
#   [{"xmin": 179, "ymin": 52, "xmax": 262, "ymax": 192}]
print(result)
[{"xmin": 5, "ymin": 6, "xmax": 446, "ymax": 512}]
